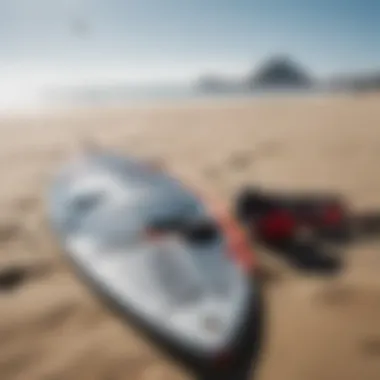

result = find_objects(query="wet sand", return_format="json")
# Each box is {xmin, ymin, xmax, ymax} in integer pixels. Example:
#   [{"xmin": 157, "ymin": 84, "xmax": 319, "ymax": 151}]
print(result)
[{"xmin": 1, "ymin": 94, "xmax": 380, "ymax": 380}]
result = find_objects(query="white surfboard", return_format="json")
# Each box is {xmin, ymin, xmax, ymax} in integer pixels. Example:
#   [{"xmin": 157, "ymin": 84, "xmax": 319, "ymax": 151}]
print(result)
[{"xmin": 47, "ymin": 149, "xmax": 256, "ymax": 358}]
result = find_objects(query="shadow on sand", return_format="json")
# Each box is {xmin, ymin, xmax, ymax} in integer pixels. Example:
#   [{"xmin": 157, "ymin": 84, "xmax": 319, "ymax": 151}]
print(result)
[{"xmin": 259, "ymin": 238, "xmax": 343, "ymax": 275}]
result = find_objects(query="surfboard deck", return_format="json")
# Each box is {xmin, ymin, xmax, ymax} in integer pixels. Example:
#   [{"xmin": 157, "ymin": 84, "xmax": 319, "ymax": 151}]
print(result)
[{"xmin": 47, "ymin": 150, "xmax": 264, "ymax": 379}]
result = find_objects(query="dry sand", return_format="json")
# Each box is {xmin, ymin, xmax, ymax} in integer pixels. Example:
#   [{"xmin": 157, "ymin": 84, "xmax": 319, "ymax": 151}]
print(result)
[{"xmin": 1, "ymin": 94, "xmax": 380, "ymax": 380}]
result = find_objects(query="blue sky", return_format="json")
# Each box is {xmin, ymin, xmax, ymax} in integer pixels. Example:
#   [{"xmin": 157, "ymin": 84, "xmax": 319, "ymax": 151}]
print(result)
[{"xmin": 0, "ymin": 0, "xmax": 379, "ymax": 86}]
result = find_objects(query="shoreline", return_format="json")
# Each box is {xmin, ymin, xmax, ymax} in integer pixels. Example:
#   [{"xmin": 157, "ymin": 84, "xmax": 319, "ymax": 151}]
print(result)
[{"xmin": 0, "ymin": 90, "xmax": 362, "ymax": 122}]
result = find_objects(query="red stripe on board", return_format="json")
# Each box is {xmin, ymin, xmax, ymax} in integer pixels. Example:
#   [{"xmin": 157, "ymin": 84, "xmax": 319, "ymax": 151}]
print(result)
[
  {"xmin": 188, "ymin": 183, "xmax": 256, "ymax": 273},
  {"xmin": 207, "ymin": 199, "xmax": 256, "ymax": 274}
]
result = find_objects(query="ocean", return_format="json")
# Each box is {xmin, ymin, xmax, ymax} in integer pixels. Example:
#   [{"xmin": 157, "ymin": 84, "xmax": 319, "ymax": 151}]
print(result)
[{"xmin": 0, "ymin": 83, "xmax": 331, "ymax": 116}]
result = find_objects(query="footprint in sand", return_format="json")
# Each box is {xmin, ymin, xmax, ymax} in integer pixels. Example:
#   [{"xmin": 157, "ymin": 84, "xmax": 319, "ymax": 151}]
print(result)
[
  {"xmin": 316, "ymin": 283, "xmax": 356, "ymax": 306},
  {"xmin": 203, "ymin": 165, "xmax": 220, "ymax": 179},
  {"xmin": 226, "ymin": 139, "xmax": 284, "ymax": 171},
  {"xmin": 0, "ymin": 220, "xmax": 22, "ymax": 244},
  {"xmin": 227, "ymin": 150, "xmax": 254, "ymax": 171},
  {"xmin": 41, "ymin": 301, "xmax": 80, "ymax": 329},
  {"xmin": 0, "ymin": 259, "xmax": 54, "ymax": 293},
  {"xmin": 256, "ymin": 265, "xmax": 284, "ymax": 287},
  {"xmin": 0, "ymin": 266, "xmax": 27, "ymax": 292},
  {"xmin": 259, "ymin": 139, "xmax": 284, "ymax": 156},
  {"xmin": 14, "ymin": 197, "xmax": 38, "ymax": 213},
  {"xmin": 317, "ymin": 281, "xmax": 380, "ymax": 309},
  {"xmin": 361, "ymin": 336, "xmax": 380, "ymax": 356}
]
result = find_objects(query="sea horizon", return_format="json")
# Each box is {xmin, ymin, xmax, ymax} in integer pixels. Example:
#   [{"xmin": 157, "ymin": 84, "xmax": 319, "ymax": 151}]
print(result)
[{"xmin": 0, "ymin": 82, "xmax": 336, "ymax": 117}]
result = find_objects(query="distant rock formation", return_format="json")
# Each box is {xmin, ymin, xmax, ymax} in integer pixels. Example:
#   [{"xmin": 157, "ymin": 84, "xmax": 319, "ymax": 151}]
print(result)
[
  {"xmin": 247, "ymin": 56, "xmax": 314, "ymax": 89},
  {"xmin": 195, "ymin": 55, "xmax": 315, "ymax": 93}
]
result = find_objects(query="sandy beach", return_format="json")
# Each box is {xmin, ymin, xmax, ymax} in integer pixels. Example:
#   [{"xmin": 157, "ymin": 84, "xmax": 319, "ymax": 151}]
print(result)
[{"xmin": 1, "ymin": 94, "xmax": 380, "ymax": 380}]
